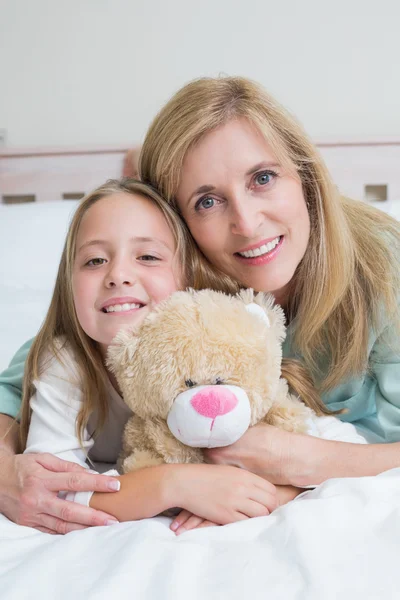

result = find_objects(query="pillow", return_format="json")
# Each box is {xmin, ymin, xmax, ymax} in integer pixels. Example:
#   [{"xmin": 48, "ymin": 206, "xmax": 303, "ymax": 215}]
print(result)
[{"xmin": 0, "ymin": 202, "xmax": 78, "ymax": 370}]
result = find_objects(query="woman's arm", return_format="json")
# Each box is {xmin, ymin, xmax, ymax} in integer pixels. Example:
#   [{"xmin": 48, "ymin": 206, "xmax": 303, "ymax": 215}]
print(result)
[
  {"xmin": 0, "ymin": 347, "xmax": 122, "ymax": 533},
  {"xmin": 0, "ymin": 414, "xmax": 121, "ymax": 533},
  {"xmin": 203, "ymin": 423, "xmax": 400, "ymax": 487}
]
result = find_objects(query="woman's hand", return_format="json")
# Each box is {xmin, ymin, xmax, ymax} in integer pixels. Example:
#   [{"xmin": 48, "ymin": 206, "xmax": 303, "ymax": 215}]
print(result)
[
  {"xmin": 0, "ymin": 450, "xmax": 121, "ymax": 534},
  {"xmin": 168, "ymin": 463, "xmax": 278, "ymax": 525},
  {"xmin": 170, "ymin": 509, "xmax": 218, "ymax": 535},
  {"xmin": 203, "ymin": 424, "xmax": 309, "ymax": 485}
]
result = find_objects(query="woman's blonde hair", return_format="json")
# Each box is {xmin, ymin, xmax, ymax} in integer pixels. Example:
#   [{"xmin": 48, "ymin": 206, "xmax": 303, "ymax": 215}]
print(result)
[
  {"xmin": 20, "ymin": 178, "xmax": 238, "ymax": 449},
  {"xmin": 140, "ymin": 76, "xmax": 400, "ymax": 392}
]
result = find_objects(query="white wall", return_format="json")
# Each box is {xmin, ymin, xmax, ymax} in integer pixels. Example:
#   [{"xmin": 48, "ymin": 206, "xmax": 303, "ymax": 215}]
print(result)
[{"xmin": 1, "ymin": 0, "xmax": 400, "ymax": 147}]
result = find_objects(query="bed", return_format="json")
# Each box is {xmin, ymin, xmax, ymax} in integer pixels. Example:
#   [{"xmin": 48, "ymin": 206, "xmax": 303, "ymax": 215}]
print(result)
[{"xmin": 1, "ymin": 143, "xmax": 400, "ymax": 599}]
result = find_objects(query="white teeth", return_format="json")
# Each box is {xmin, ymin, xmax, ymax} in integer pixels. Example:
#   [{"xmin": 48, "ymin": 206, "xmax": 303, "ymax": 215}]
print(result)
[
  {"xmin": 238, "ymin": 237, "xmax": 281, "ymax": 258},
  {"xmin": 104, "ymin": 303, "xmax": 141, "ymax": 313}
]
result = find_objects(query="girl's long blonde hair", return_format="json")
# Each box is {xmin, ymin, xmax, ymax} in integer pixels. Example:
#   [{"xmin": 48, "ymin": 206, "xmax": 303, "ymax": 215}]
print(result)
[
  {"xmin": 140, "ymin": 76, "xmax": 400, "ymax": 392},
  {"xmin": 20, "ymin": 179, "xmax": 238, "ymax": 449}
]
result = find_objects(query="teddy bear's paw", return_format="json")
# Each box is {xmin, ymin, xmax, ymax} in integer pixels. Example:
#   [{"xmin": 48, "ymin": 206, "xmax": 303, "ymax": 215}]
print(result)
[
  {"xmin": 122, "ymin": 450, "xmax": 165, "ymax": 473},
  {"xmin": 265, "ymin": 403, "xmax": 310, "ymax": 434}
]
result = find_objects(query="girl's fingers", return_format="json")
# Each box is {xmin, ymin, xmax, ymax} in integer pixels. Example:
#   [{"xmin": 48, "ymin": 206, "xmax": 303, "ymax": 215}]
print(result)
[
  {"xmin": 43, "ymin": 497, "xmax": 119, "ymax": 528},
  {"xmin": 170, "ymin": 509, "xmax": 192, "ymax": 532},
  {"xmin": 238, "ymin": 498, "xmax": 272, "ymax": 519},
  {"xmin": 175, "ymin": 513, "xmax": 205, "ymax": 535},
  {"xmin": 195, "ymin": 520, "xmax": 219, "ymax": 529},
  {"xmin": 249, "ymin": 487, "xmax": 278, "ymax": 513}
]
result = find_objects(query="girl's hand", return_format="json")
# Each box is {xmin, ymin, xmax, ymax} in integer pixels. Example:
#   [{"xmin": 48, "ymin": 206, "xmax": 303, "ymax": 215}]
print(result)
[
  {"xmin": 0, "ymin": 450, "xmax": 120, "ymax": 534},
  {"xmin": 169, "ymin": 463, "xmax": 278, "ymax": 525},
  {"xmin": 203, "ymin": 424, "xmax": 307, "ymax": 485},
  {"xmin": 170, "ymin": 509, "xmax": 218, "ymax": 535}
]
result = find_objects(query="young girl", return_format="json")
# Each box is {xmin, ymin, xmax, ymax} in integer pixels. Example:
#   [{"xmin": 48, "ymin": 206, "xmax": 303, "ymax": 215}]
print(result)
[{"xmin": 17, "ymin": 178, "xmax": 287, "ymax": 535}]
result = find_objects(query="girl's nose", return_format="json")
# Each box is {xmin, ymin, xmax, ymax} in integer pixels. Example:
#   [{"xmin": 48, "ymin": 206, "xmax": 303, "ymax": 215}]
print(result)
[
  {"xmin": 105, "ymin": 264, "xmax": 135, "ymax": 288},
  {"xmin": 190, "ymin": 387, "xmax": 238, "ymax": 419}
]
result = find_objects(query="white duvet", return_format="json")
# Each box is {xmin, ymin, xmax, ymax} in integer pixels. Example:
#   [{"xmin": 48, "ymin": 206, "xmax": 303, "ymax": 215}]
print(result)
[{"xmin": 1, "ymin": 469, "xmax": 400, "ymax": 600}]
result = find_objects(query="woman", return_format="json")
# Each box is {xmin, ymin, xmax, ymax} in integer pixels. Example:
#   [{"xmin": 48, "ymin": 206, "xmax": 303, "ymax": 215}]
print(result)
[
  {"xmin": 1, "ymin": 76, "xmax": 400, "ymax": 531},
  {"xmin": 139, "ymin": 76, "xmax": 400, "ymax": 485}
]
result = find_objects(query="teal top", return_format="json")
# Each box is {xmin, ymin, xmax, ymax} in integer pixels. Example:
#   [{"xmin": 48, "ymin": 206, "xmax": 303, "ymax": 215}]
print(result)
[{"xmin": 1, "ymin": 315, "xmax": 400, "ymax": 443}]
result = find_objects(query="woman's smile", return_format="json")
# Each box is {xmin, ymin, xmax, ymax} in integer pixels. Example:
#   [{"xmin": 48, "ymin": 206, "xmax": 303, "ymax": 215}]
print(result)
[{"xmin": 235, "ymin": 235, "xmax": 284, "ymax": 264}]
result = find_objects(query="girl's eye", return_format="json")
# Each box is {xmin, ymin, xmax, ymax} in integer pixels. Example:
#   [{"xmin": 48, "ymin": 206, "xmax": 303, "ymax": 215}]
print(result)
[
  {"xmin": 138, "ymin": 255, "xmax": 160, "ymax": 262},
  {"xmin": 254, "ymin": 170, "xmax": 277, "ymax": 186},
  {"xmin": 85, "ymin": 257, "xmax": 106, "ymax": 267},
  {"xmin": 195, "ymin": 196, "xmax": 216, "ymax": 211}
]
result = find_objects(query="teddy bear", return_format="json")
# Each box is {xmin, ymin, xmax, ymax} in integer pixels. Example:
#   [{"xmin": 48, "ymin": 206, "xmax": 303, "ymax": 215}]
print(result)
[{"xmin": 107, "ymin": 288, "xmax": 322, "ymax": 474}]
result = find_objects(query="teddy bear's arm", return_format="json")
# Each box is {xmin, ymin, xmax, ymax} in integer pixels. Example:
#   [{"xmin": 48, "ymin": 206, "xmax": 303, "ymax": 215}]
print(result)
[
  {"xmin": 145, "ymin": 418, "xmax": 204, "ymax": 465},
  {"xmin": 121, "ymin": 415, "xmax": 203, "ymax": 473},
  {"xmin": 120, "ymin": 415, "xmax": 165, "ymax": 473},
  {"xmin": 261, "ymin": 380, "xmax": 312, "ymax": 434}
]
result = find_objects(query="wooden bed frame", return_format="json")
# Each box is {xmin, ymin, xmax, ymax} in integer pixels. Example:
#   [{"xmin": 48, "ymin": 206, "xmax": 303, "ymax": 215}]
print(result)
[
  {"xmin": 1, "ymin": 139, "xmax": 400, "ymax": 204},
  {"xmin": 0, "ymin": 145, "xmax": 129, "ymax": 203}
]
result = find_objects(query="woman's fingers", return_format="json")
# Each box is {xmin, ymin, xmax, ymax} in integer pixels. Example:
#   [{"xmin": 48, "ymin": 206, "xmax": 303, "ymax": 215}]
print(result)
[
  {"xmin": 44, "ymin": 471, "xmax": 121, "ymax": 494},
  {"xmin": 38, "ymin": 513, "xmax": 94, "ymax": 535},
  {"xmin": 35, "ymin": 453, "xmax": 89, "ymax": 473},
  {"xmin": 43, "ymin": 497, "xmax": 119, "ymax": 528}
]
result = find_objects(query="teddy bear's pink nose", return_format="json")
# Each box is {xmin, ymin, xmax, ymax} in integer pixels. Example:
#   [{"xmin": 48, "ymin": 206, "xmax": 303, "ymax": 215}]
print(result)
[{"xmin": 190, "ymin": 387, "xmax": 238, "ymax": 420}]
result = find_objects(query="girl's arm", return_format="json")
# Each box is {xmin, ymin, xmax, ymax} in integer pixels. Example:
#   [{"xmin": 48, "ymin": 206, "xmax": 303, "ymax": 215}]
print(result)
[{"xmin": 90, "ymin": 462, "xmax": 279, "ymax": 525}]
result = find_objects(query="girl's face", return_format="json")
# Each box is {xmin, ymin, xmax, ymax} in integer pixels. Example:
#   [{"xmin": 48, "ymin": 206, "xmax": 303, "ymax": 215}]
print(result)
[
  {"xmin": 176, "ymin": 119, "xmax": 310, "ymax": 305},
  {"xmin": 72, "ymin": 192, "xmax": 181, "ymax": 354}
]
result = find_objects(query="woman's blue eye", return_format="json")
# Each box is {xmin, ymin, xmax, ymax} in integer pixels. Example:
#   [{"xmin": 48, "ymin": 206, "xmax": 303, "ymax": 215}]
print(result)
[
  {"xmin": 198, "ymin": 196, "xmax": 215, "ymax": 210},
  {"xmin": 255, "ymin": 171, "xmax": 274, "ymax": 186}
]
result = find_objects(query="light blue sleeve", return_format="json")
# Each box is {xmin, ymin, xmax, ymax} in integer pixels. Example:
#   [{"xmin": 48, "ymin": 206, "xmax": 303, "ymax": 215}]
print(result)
[
  {"xmin": 369, "ymin": 324, "xmax": 400, "ymax": 442},
  {"xmin": 0, "ymin": 339, "xmax": 33, "ymax": 419}
]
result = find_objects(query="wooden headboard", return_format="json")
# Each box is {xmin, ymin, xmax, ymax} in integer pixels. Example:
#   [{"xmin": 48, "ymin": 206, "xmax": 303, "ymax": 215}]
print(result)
[
  {"xmin": 1, "ymin": 139, "xmax": 400, "ymax": 204},
  {"xmin": 0, "ymin": 145, "xmax": 129, "ymax": 203}
]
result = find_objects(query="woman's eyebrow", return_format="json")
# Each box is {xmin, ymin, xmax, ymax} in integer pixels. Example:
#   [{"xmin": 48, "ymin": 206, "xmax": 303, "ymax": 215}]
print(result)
[
  {"xmin": 246, "ymin": 162, "xmax": 281, "ymax": 175},
  {"xmin": 188, "ymin": 185, "xmax": 215, "ymax": 205}
]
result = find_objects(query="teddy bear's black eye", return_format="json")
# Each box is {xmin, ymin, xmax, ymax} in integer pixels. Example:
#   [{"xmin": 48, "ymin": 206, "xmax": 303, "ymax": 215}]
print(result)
[
  {"xmin": 215, "ymin": 377, "xmax": 224, "ymax": 385},
  {"xmin": 185, "ymin": 379, "xmax": 196, "ymax": 388}
]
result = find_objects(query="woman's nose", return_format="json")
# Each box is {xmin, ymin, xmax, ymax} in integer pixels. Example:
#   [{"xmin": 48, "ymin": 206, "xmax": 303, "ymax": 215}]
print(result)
[{"xmin": 230, "ymin": 198, "xmax": 263, "ymax": 238}]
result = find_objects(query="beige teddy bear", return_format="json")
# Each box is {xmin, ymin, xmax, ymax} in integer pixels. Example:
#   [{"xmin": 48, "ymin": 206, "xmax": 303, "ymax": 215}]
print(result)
[{"xmin": 107, "ymin": 289, "xmax": 329, "ymax": 474}]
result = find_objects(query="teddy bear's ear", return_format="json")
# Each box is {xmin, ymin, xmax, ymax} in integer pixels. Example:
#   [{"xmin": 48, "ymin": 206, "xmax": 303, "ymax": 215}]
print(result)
[
  {"xmin": 237, "ymin": 289, "xmax": 286, "ymax": 343},
  {"xmin": 106, "ymin": 329, "xmax": 140, "ymax": 375},
  {"xmin": 254, "ymin": 292, "xmax": 286, "ymax": 343}
]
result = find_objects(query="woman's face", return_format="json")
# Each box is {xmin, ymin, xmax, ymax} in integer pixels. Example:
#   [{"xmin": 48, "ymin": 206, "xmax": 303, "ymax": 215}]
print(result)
[{"xmin": 176, "ymin": 118, "xmax": 310, "ymax": 305}]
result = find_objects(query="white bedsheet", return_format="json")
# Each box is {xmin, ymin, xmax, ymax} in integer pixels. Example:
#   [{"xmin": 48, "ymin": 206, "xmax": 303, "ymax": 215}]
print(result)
[{"xmin": 1, "ymin": 468, "xmax": 400, "ymax": 600}]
